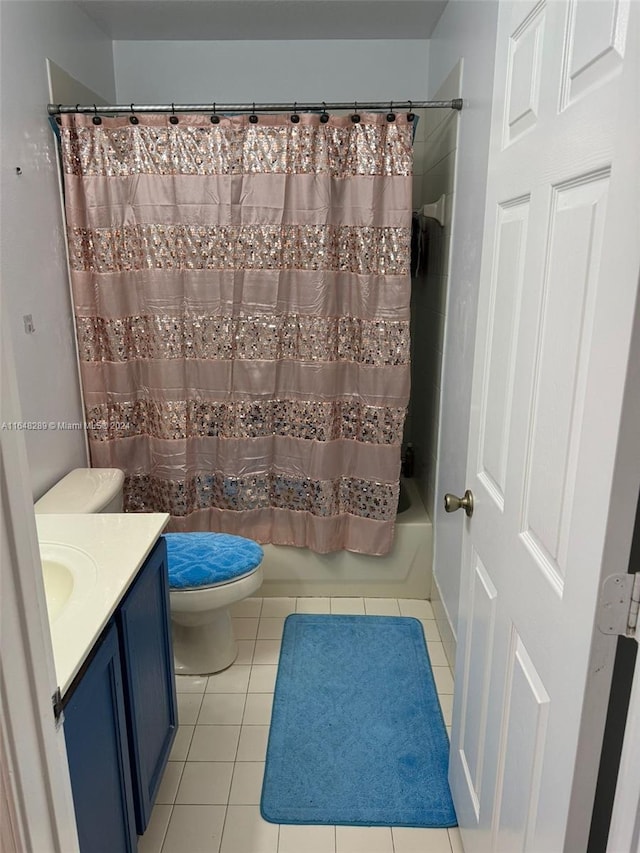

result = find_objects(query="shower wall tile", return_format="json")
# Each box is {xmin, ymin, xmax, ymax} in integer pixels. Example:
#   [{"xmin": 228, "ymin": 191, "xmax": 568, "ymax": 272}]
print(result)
[
  {"xmin": 412, "ymin": 175, "xmax": 424, "ymax": 206},
  {"xmin": 423, "ymin": 152, "xmax": 456, "ymax": 202},
  {"xmin": 409, "ymin": 65, "xmax": 459, "ymax": 519},
  {"xmin": 414, "ymin": 109, "xmax": 428, "ymax": 143}
]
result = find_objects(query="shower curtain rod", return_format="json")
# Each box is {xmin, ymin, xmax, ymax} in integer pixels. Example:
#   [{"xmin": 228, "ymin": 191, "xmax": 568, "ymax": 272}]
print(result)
[{"xmin": 47, "ymin": 99, "xmax": 463, "ymax": 116}]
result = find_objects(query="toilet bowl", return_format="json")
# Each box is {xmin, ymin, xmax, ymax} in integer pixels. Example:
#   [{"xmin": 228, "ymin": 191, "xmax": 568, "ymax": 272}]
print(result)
[
  {"xmin": 34, "ymin": 468, "xmax": 264, "ymax": 675},
  {"xmin": 169, "ymin": 558, "xmax": 263, "ymax": 675},
  {"xmin": 164, "ymin": 531, "xmax": 263, "ymax": 675}
]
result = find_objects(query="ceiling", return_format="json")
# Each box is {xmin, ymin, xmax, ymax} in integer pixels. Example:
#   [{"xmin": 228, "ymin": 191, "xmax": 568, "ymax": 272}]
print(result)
[{"xmin": 76, "ymin": 0, "xmax": 448, "ymax": 40}]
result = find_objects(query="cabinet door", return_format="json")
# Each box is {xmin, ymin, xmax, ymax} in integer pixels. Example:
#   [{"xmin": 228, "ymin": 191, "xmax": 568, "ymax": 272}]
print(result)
[
  {"xmin": 118, "ymin": 538, "xmax": 177, "ymax": 833},
  {"xmin": 64, "ymin": 622, "xmax": 137, "ymax": 853}
]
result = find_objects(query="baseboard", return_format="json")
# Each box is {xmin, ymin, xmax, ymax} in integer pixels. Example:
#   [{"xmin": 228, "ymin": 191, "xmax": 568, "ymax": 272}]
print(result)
[{"xmin": 430, "ymin": 574, "xmax": 457, "ymax": 671}]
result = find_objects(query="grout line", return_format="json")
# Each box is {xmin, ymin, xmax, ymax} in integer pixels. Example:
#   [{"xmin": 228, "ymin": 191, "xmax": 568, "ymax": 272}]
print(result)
[
  {"xmin": 157, "ymin": 803, "xmax": 173, "ymax": 853},
  {"xmin": 217, "ymin": 803, "xmax": 228, "ymax": 853},
  {"xmin": 181, "ymin": 723, "xmax": 196, "ymax": 763},
  {"xmin": 447, "ymin": 827, "xmax": 456, "ymax": 853}
]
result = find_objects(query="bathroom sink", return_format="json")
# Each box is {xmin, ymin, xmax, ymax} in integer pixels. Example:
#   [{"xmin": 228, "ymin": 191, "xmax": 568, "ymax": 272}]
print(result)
[{"xmin": 39, "ymin": 542, "xmax": 98, "ymax": 623}]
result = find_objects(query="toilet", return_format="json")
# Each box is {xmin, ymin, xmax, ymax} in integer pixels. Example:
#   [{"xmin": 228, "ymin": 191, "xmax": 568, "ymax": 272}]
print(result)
[{"xmin": 34, "ymin": 468, "xmax": 264, "ymax": 675}]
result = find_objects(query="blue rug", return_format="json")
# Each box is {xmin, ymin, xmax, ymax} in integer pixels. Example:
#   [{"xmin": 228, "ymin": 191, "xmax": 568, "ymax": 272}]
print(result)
[{"xmin": 261, "ymin": 614, "xmax": 456, "ymax": 827}]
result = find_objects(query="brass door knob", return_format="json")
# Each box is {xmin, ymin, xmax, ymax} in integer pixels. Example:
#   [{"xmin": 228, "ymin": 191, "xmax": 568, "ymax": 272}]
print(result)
[{"xmin": 444, "ymin": 490, "xmax": 474, "ymax": 518}]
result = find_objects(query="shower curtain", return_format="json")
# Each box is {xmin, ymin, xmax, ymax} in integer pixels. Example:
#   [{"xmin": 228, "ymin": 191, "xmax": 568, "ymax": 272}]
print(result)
[{"xmin": 60, "ymin": 111, "xmax": 412, "ymax": 555}]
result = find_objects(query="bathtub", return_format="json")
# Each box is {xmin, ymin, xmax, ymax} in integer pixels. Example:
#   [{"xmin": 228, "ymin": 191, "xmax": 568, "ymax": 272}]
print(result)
[{"xmin": 260, "ymin": 478, "xmax": 432, "ymax": 598}]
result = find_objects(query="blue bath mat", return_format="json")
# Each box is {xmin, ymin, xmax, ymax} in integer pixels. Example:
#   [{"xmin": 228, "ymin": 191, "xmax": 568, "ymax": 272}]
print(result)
[{"xmin": 261, "ymin": 614, "xmax": 456, "ymax": 827}]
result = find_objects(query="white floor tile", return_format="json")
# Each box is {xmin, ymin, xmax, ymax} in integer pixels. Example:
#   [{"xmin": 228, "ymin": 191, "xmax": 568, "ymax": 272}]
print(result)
[
  {"xmin": 206, "ymin": 665, "xmax": 251, "ymax": 693},
  {"xmin": 161, "ymin": 804, "xmax": 226, "ymax": 853},
  {"xmin": 253, "ymin": 640, "xmax": 282, "ymax": 665},
  {"xmin": 392, "ymin": 826, "xmax": 452, "ymax": 853},
  {"xmin": 258, "ymin": 618, "xmax": 286, "ymax": 640},
  {"xmin": 177, "ymin": 693, "xmax": 204, "ymax": 726},
  {"xmin": 220, "ymin": 805, "xmax": 279, "ymax": 853},
  {"xmin": 232, "ymin": 617, "xmax": 259, "ymax": 639},
  {"xmin": 175, "ymin": 675, "xmax": 208, "ymax": 694},
  {"xmin": 260, "ymin": 597, "xmax": 297, "ymax": 617},
  {"xmin": 176, "ymin": 761, "xmax": 234, "ymax": 805},
  {"xmin": 249, "ymin": 665, "xmax": 278, "ymax": 693},
  {"xmin": 169, "ymin": 725, "xmax": 194, "ymax": 761},
  {"xmin": 426, "ymin": 641, "xmax": 448, "ymax": 667},
  {"xmin": 229, "ymin": 761, "xmax": 265, "ymax": 804},
  {"xmin": 230, "ymin": 597, "xmax": 263, "ymax": 618},
  {"xmin": 330, "ymin": 598, "xmax": 365, "ymax": 615},
  {"xmin": 439, "ymin": 694, "xmax": 453, "ymax": 726},
  {"xmin": 278, "ymin": 824, "xmax": 335, "ymax": 853},
  {"xmin": 235, "ymin": 639, "xmax": 256, "ymax": 665},
  {"xmin": 137, "ymin": 803, "xmax": 171, "ymax": 853},
  {"xmin": 198, "ymin": 693, "xmax": 246, "ymax": 725},
  {"xmin": 296, "ymin": 597, "xmax": 331, "ymax": 613},
  {"xmin": 236, "ymin": 725, "xmax": 270, "ymax": 761},
  {"xmin": 155, "ymin": 761, "xmax": 184, "ymax": 805},
  {"xmin": 363, "ymin": 598, "xmax": 401, "ymax": 616},
  {"xmin": 420, "ymin": 619, "xmax": 443, "ymax": 642},
  {"xmin": 188, "ymin": 725, "xmax": 241, "ymax": 762},
  {"xmin": 335, "ymin": 825, "xmax": 393, "ymax": 852},
  {"xmin": 243, "ymin": 693, "xmax": 274, "ymax": 725},
  {"xmin": 433, "ymin": 666, "xmax": 455, "ymax": 694},
  {"xmin": 449, "ymin": 827, "xmax": 464, "ymax": 853},
  {"xmin": 398, "ymin": 599, "xmax": 435, "ymax": 619}
]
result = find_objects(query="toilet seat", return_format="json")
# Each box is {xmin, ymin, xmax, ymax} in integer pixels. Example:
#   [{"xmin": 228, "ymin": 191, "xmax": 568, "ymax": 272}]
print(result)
[{"xmin": 164, "ymin": 532, "xmax": 263, "ymax": 590}]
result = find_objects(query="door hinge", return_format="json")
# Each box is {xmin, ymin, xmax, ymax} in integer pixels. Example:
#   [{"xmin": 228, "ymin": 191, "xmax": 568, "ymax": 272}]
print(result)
[
  {"xmin": 52, "ymin": 687, "xmax": 64, "ymax": 729},
  {"xmin": 598, "ymin": 573, "xmax": 640, "ymax": 641}
]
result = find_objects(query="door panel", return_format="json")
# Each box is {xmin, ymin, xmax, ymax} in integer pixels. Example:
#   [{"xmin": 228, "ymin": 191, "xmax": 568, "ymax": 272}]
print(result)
[
  {"xmin": 449, "ymin": 0, "xmax": 638, "ymax": 849},
  {"xmin": 560, "ymin": 0, "xmax": 629, "ymax": 108},
  {"xmin": 521, "ymin": 171, "xmax": 611, "ymax": 588},
  {"xmin": 457, "ymin": 555, "xmax": 498, "ymax": 819},
  {"xmin": 504, "ymin": 1, "xmax": 546, "ymax": 146},
  {"xmin": 479, "ymin": 200, "xmax": 529, "ymax": 509},
  {"xmin": 494, "ymin": 632, "xmax": 550, "ymax": 853}
]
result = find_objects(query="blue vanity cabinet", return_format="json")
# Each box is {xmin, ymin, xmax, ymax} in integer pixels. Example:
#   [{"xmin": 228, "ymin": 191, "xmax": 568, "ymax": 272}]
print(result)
[
  {"xmin": 63, "ymin": 537, "xmax": 177, "ymax": 849},
  {"xmin": 63, "ymin": 622, "xmax": 137, "ymax": 853},
  {"xmin": 117, "ymin": 536, "xmax": 178, "ymax": 834}
]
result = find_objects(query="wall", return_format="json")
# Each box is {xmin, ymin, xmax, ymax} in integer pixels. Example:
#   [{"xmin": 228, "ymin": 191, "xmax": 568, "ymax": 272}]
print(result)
[
  {"xmin": 0, "ymin": 1, "xmax": 116, "ymax": 499},
  {"xmin": 427, "ymin": 0, "xmax": 499, "ymax": 657},
  {"xmin": 113, "ymin": 39, "xmax": 429, "ymax": 103}
]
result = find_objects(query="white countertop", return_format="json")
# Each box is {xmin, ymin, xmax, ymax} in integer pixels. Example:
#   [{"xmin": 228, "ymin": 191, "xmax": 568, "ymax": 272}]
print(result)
[{"xmin": 36, "ymin": 512, "xmax": 170, "ymax": 695}]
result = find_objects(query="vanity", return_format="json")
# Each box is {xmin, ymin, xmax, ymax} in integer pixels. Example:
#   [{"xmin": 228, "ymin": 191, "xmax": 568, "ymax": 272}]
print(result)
[{"xmin": 36, "ymin": 513, "xmax": 176, "ymax": 852}]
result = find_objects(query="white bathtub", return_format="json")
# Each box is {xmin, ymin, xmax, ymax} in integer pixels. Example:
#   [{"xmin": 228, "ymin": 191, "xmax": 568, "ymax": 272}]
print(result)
[{"xmin": 260, "ymin": 478, "xmax": 432, "ymax": 598}]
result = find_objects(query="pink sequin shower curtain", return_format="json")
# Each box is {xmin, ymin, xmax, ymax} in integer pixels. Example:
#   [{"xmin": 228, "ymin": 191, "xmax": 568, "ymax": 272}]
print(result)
[{"xmin": 60, "ymin": 112, "xmax": 412, "ymax": 555}]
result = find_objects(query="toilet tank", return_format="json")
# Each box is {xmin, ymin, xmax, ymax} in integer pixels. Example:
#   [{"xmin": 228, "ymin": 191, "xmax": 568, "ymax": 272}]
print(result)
[{"xmin": 34, "ymin": 468, "xmax": 125, "ymax": 514}]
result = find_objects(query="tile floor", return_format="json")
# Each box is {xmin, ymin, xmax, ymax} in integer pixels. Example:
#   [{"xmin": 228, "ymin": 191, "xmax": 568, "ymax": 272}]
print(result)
[{"xmin": 139, "ymin": 597, "xmax": 462, "ymax": 853}]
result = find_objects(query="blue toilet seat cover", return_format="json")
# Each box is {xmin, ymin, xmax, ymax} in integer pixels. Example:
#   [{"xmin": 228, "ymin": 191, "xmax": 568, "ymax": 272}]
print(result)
[{"xmin": 163, "ymin": 532, "xmax": 263, "ymax": 589}]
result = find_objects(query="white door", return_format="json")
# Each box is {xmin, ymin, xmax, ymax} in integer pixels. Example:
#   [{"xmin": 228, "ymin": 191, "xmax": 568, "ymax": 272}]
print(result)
[{"xmin": 449, "ymin": 1, "xmax": 639, "ymax": 851}]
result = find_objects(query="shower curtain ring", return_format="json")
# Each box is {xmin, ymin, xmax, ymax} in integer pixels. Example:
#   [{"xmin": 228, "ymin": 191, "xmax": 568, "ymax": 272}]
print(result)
[
  {"xmin": 211, "ymin": 102, "xmax": 220, "ymax": 124},
  {"xmin": 320, "ymin": 101, "xmax": 329, "ymax": 123},
  {"xmin": 250, "ymin": 102, "xmax": 258, "ymax": 124},
  {"xmin": 406, "ymin": 100, "xmax": 415, "ymax": 122},
  {"xmin": 387, "ymin": 101, "xmax": 396, "ymax": 122},
  {"xmin": 291, "ymin": 101, "xmax": 300, "ymax": 123},
  {"xmin": 75, "ymin": 104, "xmax": 80, "ymax": 113},
  {"xmin": 351, "ymin": 101, "xmax": 360, "ymax": 123},
  {"xmin": 170, "ymin": 102, "xmax": 179, "ymax": 124},
  {"xmin": 130, "ymin": 104, "xmax": 139, "ymax": 125},
  {"xmin": 92, "ymin": 104, "xmax": 102, "ymax": 125}
]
